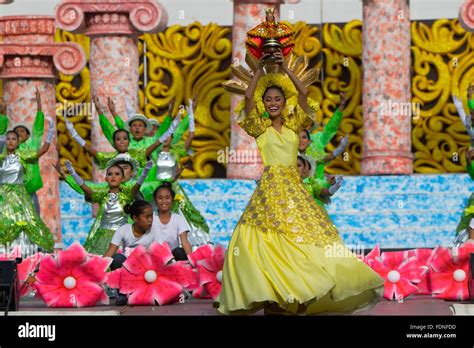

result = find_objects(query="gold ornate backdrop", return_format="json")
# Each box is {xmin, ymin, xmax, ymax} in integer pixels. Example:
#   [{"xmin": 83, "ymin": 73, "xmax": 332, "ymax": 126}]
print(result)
[
  {"xmin": 52, "ymin": 19, "xmax": 473, "ymax": 179},
  {"xmin": 411, "ymin": 19, "xmax": 474, "ymax": 173}
]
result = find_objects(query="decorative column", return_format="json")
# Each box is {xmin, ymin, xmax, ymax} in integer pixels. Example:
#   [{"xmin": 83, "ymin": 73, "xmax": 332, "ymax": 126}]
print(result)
[
  {"xmin": 0, "ymin": 16, "xmax": 87, "ymax": 247},
  {"xmin": 459, "ymin": 0, "xmax": 474, "ymax": 32},
  {"xmin": 55, "ymin": 0, "xmax": 168, "ymax": 181},
  {"xmin": 227, "ymin": 0, "xmax": 284, "ymax": 179},
  {"xmin": 361, "ymin": 0, "xmax": 413, "ymax": 175}
]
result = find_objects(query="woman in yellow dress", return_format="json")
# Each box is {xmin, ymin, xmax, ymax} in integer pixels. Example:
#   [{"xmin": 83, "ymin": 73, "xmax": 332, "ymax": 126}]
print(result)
[{"xmin": 216, "ymin": 50, "xmax": 384, "ymax": 315}]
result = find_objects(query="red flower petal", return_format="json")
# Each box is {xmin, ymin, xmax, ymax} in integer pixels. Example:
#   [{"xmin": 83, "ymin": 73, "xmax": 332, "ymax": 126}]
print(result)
[
  {"xmin": 369, "ymin": 256, "xmax": 390, "ymax": 278},
  {"xmin": 35, "ymin": 255, "xmax": 63, "ymax": 284},
  {"xmin": 158, "ymin": 262, "xmax": 197, "ymax": 289},
  {"xmin": 364, "ymin": 245, "xmax": 380, "ymax": 267},
  {"xmin": 381, "ymin": 251, "xmax": 408, "ymax": 270},
  {"xmin": 204, "ymin": 281, "xmax": 222, "ymax": 300},
  {"xmin": 188, "ymin": 244, "xmax": 214, "ymax": 267},
  {"xmin": 197, "ymin": 264, "xmax": 217, "ymax": 286},
  {"xmin": 148, "ymin": 242, "xmax": 174, "ymax": 266},
  {"xmin": 58, "ymin": 242, "xmax": 88, "ymax": 275},
  {"xmin": 106, "ymin": 268, "xmax": 122, "ymax": 289},
  {"xmin": 150, "ymin": 278, "xmax": 183, "ymax": 305},
  {"xmin": 72, "ymin": 280, "xmax": 105, "ymax": 307},
  {"xmin": 393, "ymin": 278, "xmax": 419, "ymax": 300},
  {"xmin": 203, "ymin": 245, "xmax": 226, "ymax": 273},
  {"xmin": 122, "ymin": 245, "xmax": 153, "ymax": 275}
]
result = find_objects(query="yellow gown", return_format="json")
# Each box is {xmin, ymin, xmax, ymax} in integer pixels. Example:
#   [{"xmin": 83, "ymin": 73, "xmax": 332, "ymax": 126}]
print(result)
[{"xmin": 216, "ymin": 105, "xmax": 384, "ymax": 315}]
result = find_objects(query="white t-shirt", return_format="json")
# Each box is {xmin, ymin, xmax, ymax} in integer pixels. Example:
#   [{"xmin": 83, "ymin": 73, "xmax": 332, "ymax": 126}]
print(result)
[
  {"xmin": 152, "ymin": 213, "xmax": 190, "ymax": 250},
  {"xmin": 111, "ymin": 224, "xmax": 156, "ymax": 250}
]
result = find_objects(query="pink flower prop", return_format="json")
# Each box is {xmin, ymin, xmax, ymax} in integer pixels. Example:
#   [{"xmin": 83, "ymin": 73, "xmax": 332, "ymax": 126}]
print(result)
[
  {"xmin": 0, "ymin": 246, "xmax": 43, "ymax": 297},
  {"xmin": 189, "ymin": 245, "xmax": 226, "ymax": 300},
  {"xmin": 407, "ymin": 248, "xmax": 435, "ymax": 295},
  {"xmin": 106, "ymin": 242, "xmax": 197, "ymax": 306},
  {"xmin": 35, "ymin": 242, "xmax": 112, "ymax": 307},
  {"xmin": 430, "ymin": 245, "xmax": 474, "ymax": 301},
  {"xmin": 370, "ymin": 250, "xmax": 420, "ymax": 300}
]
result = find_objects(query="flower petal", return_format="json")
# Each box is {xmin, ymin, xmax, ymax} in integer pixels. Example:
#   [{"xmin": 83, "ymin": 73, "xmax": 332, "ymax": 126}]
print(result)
[
  {"xmin": 381, "ymin": 251, "xmax": 407, "ymax": 269},
  {"xmin": 158, "ymin": 262, "xmax": 197, "ymax": 289},
  {"xmin": 122, "ymin": 245, "xmax": 153, "ymax": 275},
  {"xmin": 58, "ymin": 242, "xmax": 88, "ymax": 274},
  {"xmin": 188, "ymin": 244, "xmax": 214, "ymax": 267},
  {"xmin": 204, "ymin": 281, "xmax": 222, "ymax": 300},
  {"xmin": 106, "ymin": 268, "xmax": 122, "ymax": 289},
  {"xmin": 148, "ymin": 242, "xmax": 174, "ymax": 266},
  {"xmin": 151, "ymin": 278, "xmax": 183, "ymax": 305}
]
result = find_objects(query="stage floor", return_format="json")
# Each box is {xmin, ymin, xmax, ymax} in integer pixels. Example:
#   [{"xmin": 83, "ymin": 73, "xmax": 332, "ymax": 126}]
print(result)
[{"xmin": 9, "ymin": 295, "xmax": 457, "ymax": 316}]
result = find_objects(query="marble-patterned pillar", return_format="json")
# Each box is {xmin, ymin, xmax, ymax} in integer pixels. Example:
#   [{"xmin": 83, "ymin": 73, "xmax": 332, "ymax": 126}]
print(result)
[
  {"xmin": 0, "ymin": 16, "xmax": 86, "ymax": 248},
  {"xmin": 460, "ymin": 0, "xmax": 474, "ymax": 32},
  {"xmin": 55, "ymin": 0, "xmax": 168, "ymax": 180},
  {"xmin": 227, "ymin": 0, "xmax": 284, "ymax": 179},
  {"xmin": 361, "ymin": 0, "xmax": 413, "ymax": 175}
]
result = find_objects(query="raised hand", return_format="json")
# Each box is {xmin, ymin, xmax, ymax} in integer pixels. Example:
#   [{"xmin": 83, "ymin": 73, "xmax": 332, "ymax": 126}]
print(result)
[
  {"xmin": 107, "ymin": 97, "xmax": 117, "ymax": 116},
  {"xmin": 136, "ymin": 160, "xmax": 154, "ymax": 185},
  {"xmin": 339, "ymin": 92, "xmax": 347, "ymax": 111},
  {"xmin": 51, "ymin": 161, "xmax": 66, "ymax": 180},
  {"xmin": 45, "ymin": 116, "xmax": 55, "ymax": 144},
  {"xmin": 333, "ymin": 134, "xmax": 349, "ymax": 157},
  {"xmin": 64, "ymin": 118, "xmax": 86, "ymax": 147},
  {"xmin": 168, "ymin": 97, "xmax": 176, "ymax": 116},
  {"xmin": 93, "ymin": 95, "xmax": 104, "ymax": 115},
  {"xmin": 328, "ymin": 176, "xmax": 343, "ymax": 195},
  {"xmin": 35, "ymin": 87, "xmax": 42, "ymax": 112},
  {"xmin": 65, "ymin": 160, "xmax": 84, "ymax": 186}
]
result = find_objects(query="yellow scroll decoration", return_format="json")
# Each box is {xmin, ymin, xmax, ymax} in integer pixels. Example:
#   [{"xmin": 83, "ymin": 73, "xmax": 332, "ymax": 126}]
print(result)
[
  {"xmin": 55, "ymin": 29, "xmax": 92, "ymax": 179},
  {"xmin": 411, "ymin": 19, "xmax": 474, "ymax": 173}
]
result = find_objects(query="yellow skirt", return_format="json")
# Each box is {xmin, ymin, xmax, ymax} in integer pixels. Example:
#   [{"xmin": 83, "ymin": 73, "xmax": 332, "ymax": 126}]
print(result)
[{"xmin": 216, "ymin": 165, "xmax": 384, "ymax": 315}]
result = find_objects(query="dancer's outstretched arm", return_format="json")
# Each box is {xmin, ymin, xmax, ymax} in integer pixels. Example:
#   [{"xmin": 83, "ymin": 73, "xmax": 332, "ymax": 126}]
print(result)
[
  {"xmin": 146, "ymin": 116, "xmax": 180, "ymax": 158},
  {"xmin": 28, "ymin": 87, "xmax": 45, "ymax": 151},
  {"xmin": 64, "ymin": 160, "xmax": 93, "ymax": 200},
  {"xmin": 36, "ymin": 117, "xmax": 56, "ymax": 158},
  {"xmin": 132, "ymin": 160, "xmax": 153, "ymax": 198},
  {"xmin": 183, "ymin": 96, "xmax": 196, "ymax": 152},
  {"xmin": 65, "ymin": 117, "xmax": 98, "ymax": 158}
]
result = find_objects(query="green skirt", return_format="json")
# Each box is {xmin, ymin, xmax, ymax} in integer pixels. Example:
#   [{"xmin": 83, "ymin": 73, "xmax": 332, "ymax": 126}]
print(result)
[{"xmin": 0, "ymin": 183, "xmax": 54, "ymax": 252}]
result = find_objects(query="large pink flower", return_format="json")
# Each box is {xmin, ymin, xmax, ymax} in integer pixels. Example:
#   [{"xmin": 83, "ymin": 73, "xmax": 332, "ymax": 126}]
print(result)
[
  {"xmin": 370, "ymin": 250, "xmax": 420, "ymax": 300},
  {"xmin": 407, "ymin": 248, "xmax": 435, "ymax": 295},
  {"xmin": 35, "ymin": 242, "xmax": 112, "ymax": 307},
  {"xmin": 0, "ymin": 246, "xmax": 43, "ymax": 297},
  {"xmin": 430, "ymin": 245, "xmax": 474, "ymax": 301},
  {"xmin": 106, "ymin": 242, "xmax": 197, "ymax": 306},
  {"xmin": 188, "ymin": 244, "xmax": 225, "ymax": 300}
]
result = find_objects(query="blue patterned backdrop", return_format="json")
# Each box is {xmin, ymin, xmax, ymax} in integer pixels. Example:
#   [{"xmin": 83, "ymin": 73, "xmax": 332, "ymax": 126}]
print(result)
[{"xmin": 60, "ymin": 174, "xmax": 473, "ymax": 250}]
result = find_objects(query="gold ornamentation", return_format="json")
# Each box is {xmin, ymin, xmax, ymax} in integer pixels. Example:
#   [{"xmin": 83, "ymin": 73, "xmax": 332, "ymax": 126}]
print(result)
[
  {"xmin": 141, "ymin": 22, "xmax": 232, "ymax": 178},
  {"xmin": 55, "ymin": 29, "xmax": 92, "ymax": 179},
  {"xmin": 411, "ymin": 19, "xmax": 474, "ymax": 173}
]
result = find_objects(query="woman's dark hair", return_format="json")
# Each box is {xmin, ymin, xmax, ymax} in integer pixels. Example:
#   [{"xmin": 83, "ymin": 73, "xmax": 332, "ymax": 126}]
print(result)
[
  {"xmin": 113, "ymin": 129, "xmax": 130, "ymax": 141},
  {"xmin": 13, "ymin": 125, "xmax": 30, "ymax": 136},
  {"xmin": 153, "ymin": 181, "xmax": 176, "ymax": 200},
  {"xmin": 6, "ymin": 130, "xmax": 19, "ymax": 139},
  {"xmin": 124, "ymin": 200, "xmax": 152, "ymax": 218},
  {"xmin": 297, "ymin": 155, "xmax": 310, "ymax": 169},
  {"xmin": 106, "ymin": 164, "xmax": 125, "ymax": 177},
  {"xmin": 301, "ymin": 129, "xmax": 311, "ymax": 139},
  {"xmin": 114, "ymin": 159, "xmax": 133, "ymax": 168},
  {"xmin": 263, "ymin": 86, "xmax": 285, "ymax": 100}
]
